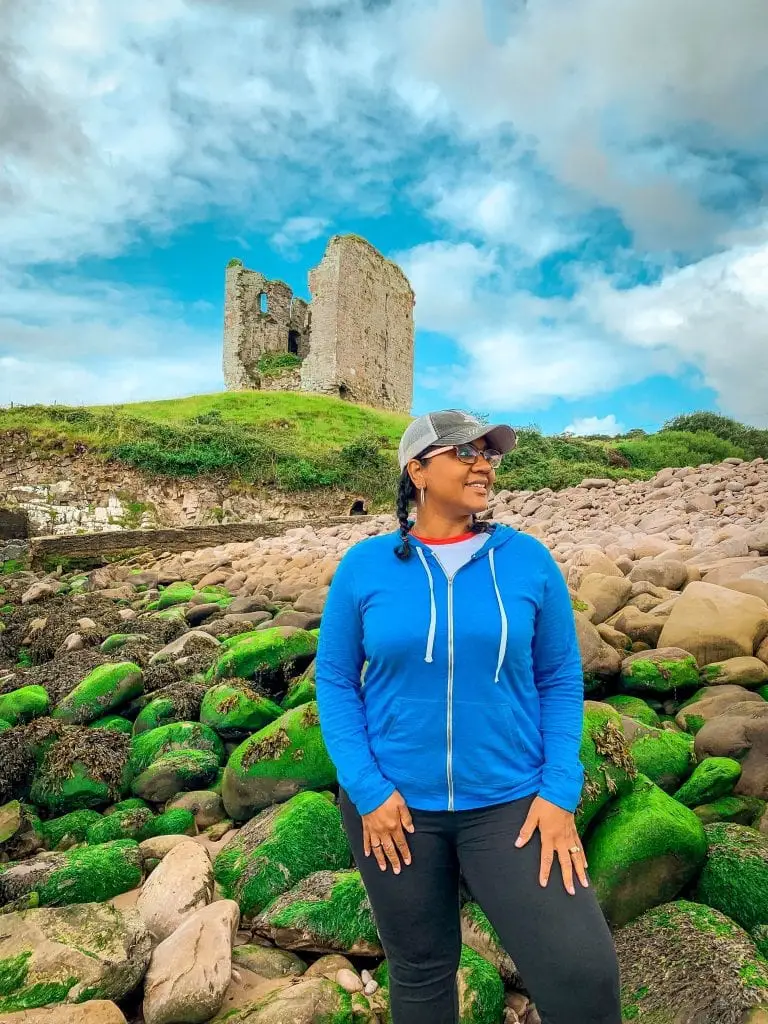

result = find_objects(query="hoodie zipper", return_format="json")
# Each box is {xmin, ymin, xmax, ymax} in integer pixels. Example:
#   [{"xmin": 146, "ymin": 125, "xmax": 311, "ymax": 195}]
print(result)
[{"xmin": 416, "ymin": 536, "xmax": 507, "ymax": 813}]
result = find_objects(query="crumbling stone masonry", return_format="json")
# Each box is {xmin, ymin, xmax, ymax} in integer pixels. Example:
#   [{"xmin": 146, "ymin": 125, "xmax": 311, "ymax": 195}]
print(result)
[{"xmin": 222, "ymin": 234, "xmax": 415, "ymax": 413}]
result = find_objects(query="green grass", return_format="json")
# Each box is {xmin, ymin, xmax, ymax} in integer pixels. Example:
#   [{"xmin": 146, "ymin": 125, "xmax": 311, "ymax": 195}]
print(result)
[{"xmin": 1, "ymin": 395, "xmax": 765, "ymax": 506}]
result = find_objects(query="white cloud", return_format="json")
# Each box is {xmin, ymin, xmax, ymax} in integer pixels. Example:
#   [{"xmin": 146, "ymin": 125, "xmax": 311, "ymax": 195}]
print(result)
[
  {"xmin": 564, "ymin": 415, "xmax": 625, "ymax": 437},
  {"xmin": 2, "ymin": 0, "xmax": 768, "ymax": 418},
  {"xmin": 271, "ymin": 216, "xmax": 330, "ymax": 256}
]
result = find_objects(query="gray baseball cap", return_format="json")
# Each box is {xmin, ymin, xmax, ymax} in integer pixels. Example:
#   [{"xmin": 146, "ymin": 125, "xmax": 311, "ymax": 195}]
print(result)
[{"xmin": 398, "ymin": 410, "xmax": 517, "ymax": 471}]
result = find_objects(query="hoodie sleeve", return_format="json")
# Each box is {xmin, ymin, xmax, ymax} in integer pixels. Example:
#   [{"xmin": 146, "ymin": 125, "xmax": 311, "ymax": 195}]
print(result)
[
  {"xmin": 531, "ymin": 550, "xmax": 585, "ymax": 813},
  {"xmin": 315, "ymin": 548, "xmax": 396, "ymax": 816}
]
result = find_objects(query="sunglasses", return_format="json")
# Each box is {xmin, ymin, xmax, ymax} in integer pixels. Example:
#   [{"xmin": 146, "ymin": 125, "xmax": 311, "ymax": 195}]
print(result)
[{"xmin": 422, "ymin": 443, "xmax": 504, "ymax": 469}]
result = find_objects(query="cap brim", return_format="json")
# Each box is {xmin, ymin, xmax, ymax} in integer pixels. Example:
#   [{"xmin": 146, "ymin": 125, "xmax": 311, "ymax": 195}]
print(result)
[{"xmin": 453, "ymin": 422, "xmax": 517, "ymax": 454}]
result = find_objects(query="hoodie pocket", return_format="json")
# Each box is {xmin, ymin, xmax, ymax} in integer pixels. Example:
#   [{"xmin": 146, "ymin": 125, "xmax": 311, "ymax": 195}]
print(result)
[
  {"xmin": 372, "ymin": 697, "xmax": 447, "ymax": 790},
  {"xmin": 451, "ymin": 700, "xmax": 534, "ymax": 793}
]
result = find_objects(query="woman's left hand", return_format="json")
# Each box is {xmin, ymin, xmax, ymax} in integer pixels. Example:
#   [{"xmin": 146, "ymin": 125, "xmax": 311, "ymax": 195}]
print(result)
[{"xmin": 515, "ymin": 795, "xmax": 589, "ymax": 896}]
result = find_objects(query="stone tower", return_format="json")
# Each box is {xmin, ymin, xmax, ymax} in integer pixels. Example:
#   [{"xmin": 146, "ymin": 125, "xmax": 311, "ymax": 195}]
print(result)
[{"xmin": 222, "ymin": 234, "xmax": 415, "ymax": 413}]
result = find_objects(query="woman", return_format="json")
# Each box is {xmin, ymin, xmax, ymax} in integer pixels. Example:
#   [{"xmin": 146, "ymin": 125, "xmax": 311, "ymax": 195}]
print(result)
[{"xmin": 316, "ymin": 409, "xmax": 621, "ymax": 1024}]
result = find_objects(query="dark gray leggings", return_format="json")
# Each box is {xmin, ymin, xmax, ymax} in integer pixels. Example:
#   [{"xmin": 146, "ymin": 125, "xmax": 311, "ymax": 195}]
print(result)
[{"xmin": 339, "ymin": 791, "xmax": 621, "ymax": 1024}]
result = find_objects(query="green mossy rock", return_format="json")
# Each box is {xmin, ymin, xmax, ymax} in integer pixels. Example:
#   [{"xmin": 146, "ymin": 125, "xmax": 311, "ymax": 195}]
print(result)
[
  {"xmin": 41, "ymin": 809, "xmax": 103, "ymax": 851},
  {"xmin": 253, "ymin": 869, "xmax": 382, "ymax": 956},
  {"xmin": 53, "ymin": 663, "xmax": 143, "ymax": 725},
  {"xmin": 214, "ymin": 791, "xmax": 350, "ymax": 917},
  {"xmin": 620, "ymin": 653, "xmax": 700, "ymax": 694},
  {"xmin": 150, "ymin": 582, "xmax": 196, "ymax": 610},
  {"xmin": 29, "ymin": 729, "xmax": 131, "ymax": 816},
  {"xmin": 0, "ymin": 686, "xmax": 49, "ymax": 726},
  {"xmin": 455, "ymin": 945, "xmax": 506, "ymax": 1024},
  {"xmin": 696, "ymin": 822, "xmax": 768, "ymax": 933},
  {"xmin": 460, "ymin": 903, "xmax": 520, "ymax": 986},
  {"xmin": 694, "ymin": 796, "xmax": 766, "ymax": 827},
  {"xmin": 212, "ymin": 976, "xmax": 352, "ymax": 1024},
  {"xmin": 88, "ymin": 715, "xmax": 133, "ymax": 735},
  {"xmin": 129, "ymin": 721, "xmax": 225, "ymax": 779},
  {"xmin": 0, "ymin": 839, "xmax": 143, "ymax": 907},
  {"xmin": 629, "ymin": 727, "xmax": 695, "ymax": 792},
  {"xmin": 137, "ymin": 807, "xmax": 196, "ymax": 840},
  {"xmin": 230, "ymin": 944, "xmax": 307, "ymax": 978},
  {"xmin": 131, "ymin": 749, "xmax": 220, "ymax": 802},
  {"xmin": 131, "ymin": 682, "xmax": 208, "ymax": 736},
  {"xmin": 575, "ymin": 702, "xmax": 637, "ymax": 835},
  {"xmin": 86, "ymin": 806, "xmax": 155, "ymax": 845},
  {"xmin": 282, "ymin": 661, "xmax": 317, "ymax": 711},
  {"xmin": 586, "ymin": 774, "xmax": 708, "ymax": 927},
  {"xmin": 0, "ymin": 719, "xmax": 11, "ymax": 733},
  {"xmin": 100, "ymin": 633, "xmax": 150, "ymax": 654},
  {"xmin": 615, "ymin": 900, "xmax": 768, "ymax": 1023},
  {"xmin": 674, "ymin": 756, "xmax": 743, "ymax": 807},
  {"xmin": 200, "ymin": 682, "xmax": 283, "ymax": 739},
  {"xmin": 222, "ymin": 703, "xmax": 336, "ymax": 820},
  {"xmin": 0, "ymin": 902, "xmax": 151, "ymax": 1013},
  {"xmin": 603, "ymin": 695, "xmax": 660, "ymax": 728},
  {"xmin": 167, "ymin": 789, "xmax": 226, "ymax": 829},
  {"xmin": 107, "ymin": 797, "xmax": 148, "ymax": 814},
  {"xmin": 207, "ymin": 627, "xmax": 317, "ymax": 685},
  {"xmin": 752, "ymin": 924, "xmax": 768, "ymax": 960}
]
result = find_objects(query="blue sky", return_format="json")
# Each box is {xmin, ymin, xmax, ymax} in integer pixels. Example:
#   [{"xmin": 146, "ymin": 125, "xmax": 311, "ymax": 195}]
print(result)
[{"xmin": 2, "ymin": 0, "xmax": 767, "ymax": 434}]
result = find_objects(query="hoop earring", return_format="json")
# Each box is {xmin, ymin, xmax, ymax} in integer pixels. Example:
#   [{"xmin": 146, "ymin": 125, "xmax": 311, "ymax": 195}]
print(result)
[{"xmin": 419, "ymin": 487, "xmax": 426, "ymax": 505}]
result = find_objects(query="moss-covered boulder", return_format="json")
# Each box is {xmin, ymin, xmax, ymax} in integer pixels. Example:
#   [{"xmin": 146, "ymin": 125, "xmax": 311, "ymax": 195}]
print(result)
[
  {"xmin": 231, "ymin": 944, "xmax": 307, "ymax": 978},
  {"xmin": 101, "ymin": 633, "xmax": 150, "ymax": 654},
  {"xmin": 253, "ymin": 869, "xmax": 382, "ymax": 956},
  {"xmin": 41, "ymin": 809, "xmax": 102, "ymax": 851},
  {"xmin": 131, "ymin": 682, "xmax": 208, "ymax": 736},
  {"xmin": 212, "ymin": 976, "xmax": 352, "ymax": 1024},
  {"xmin": 696, "ymin": 822, "xmax": 768, "ymax": 934},
  {"xmin": 693, "ymin": 796, "xmax": 766, "ymax": 827},
  {"xmin": 0, "ymin": 902, "xmax": 151, "ymax": 1013},
  {"xmin": 673, "ymin": 756, "xmax": 743, "ymax": 807},
  {"xmin": 0, "ymin": 839, "xmax": 143, "ymax": 907},
  {"xmin": 575, "ymin": 702, "xmax": 637, "ymax": 835},
  {"xmin": 207, "ymin": 628, "xmax": 317, "ymax": 688},
  {"xmin": 200, "ymin": 682, "xmax": 283, "ymax": 739},
  {"xmin": 282, "ymin": 661, "xmax": 317, "ymax": 711},
  {"xmin": 0, "ymin": 686, "xmax": 49, "ymax": 725},
  {"xmin": 30, "ymin": 728, "xmax": 131, "ymax": 815},
  {"xmin": 149, "ymin": 582, "xmax": 196, "ymax": 610},
  {"xmin": 629, "ymin": 727, "xmax": 695, "ymax": 792},
  {"xmin": 86, "ymin": 805, "xmax": 155, "ymax": 845},
  {"xmin": 620, "ymin": 649, "xmax": 700, "ymax": 693},
  {"xmin": 129, "ymin": 721, "xmax": 225, "ymax": 781},
  {"xmin": 603, "ymin": 694, "xmax": 660, "ymax": 728},
  {"xmin": 132, "ymin": 749, "xmax": 221, "ymax": 802},
  {"xmin": 166, "ymin": 789, "xmax": 225, "ymax": 830},
  {"xmin": 585, "ymin": 774, "xmax": 708, "ymax": 927},
  {"xmin": 701, "ymin": 657, "xmax": 768, "ymax": 688},
  {"xmin": 615, "ymin": 900, "xmax": 768, "ymax": 1023},
  {"xmin": 222, "ymin": 703, "xmax": 336, "ymax": 820},
  {"xmin": 0, "ymin": 801, "xmax": 42, "ymax": 860},
  {"xmin": 88, "ymin": 715, "xmax": 133, "ymax": 735},
  {"xmin": 214, "ymin": 791, "xmax": 350, "ymax": 917},
  {"xmin": 460, "ymin": 902, "xmax": 520, "ymax": 986},
  {"xmin": 137, "ymin": 807, "xmax": 196, "ymax": 840},
  {"xmin": 53, "ymin": 663, "xmax": 144, "ymax": 725}
]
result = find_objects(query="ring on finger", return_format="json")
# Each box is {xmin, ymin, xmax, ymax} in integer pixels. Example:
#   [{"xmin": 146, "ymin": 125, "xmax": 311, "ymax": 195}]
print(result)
[{"xmin": 568, "ymin": 846, "xmax": 582, "ymax": 855}]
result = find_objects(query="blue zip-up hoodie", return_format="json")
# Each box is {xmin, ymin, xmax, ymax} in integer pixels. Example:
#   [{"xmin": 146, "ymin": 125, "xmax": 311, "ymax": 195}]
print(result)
[{"xmin": 315, "ymin": 525, "xmax": 585, "ymax": 816}]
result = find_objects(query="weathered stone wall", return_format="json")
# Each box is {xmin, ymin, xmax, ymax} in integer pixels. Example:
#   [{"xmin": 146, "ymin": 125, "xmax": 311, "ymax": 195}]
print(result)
[
  {"xmin": 301, "ymin": 235, "xmax": 414, "ymax": 413},
  {"xmin": 224, "ymin": 236, "xmax": 415, "ymax": 413},
  {"xmin": 223, "ymin": 263, "xmax": 309, "ymax": 390}
]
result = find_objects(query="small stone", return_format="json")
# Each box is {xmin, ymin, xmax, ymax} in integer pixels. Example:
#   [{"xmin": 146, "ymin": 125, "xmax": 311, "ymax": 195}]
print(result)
[{"xmin": 336, "ymin": 967, "xmax": 363, "ymax": 993}]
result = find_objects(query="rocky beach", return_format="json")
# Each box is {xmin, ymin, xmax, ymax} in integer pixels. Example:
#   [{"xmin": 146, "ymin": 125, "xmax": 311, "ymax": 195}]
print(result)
[{"xmin": 2, "ymin": 455, "xmax": 768, "ymax": 1023}]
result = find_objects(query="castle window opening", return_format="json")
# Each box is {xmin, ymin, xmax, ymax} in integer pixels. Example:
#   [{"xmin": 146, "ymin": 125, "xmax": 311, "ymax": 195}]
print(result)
[
  {"xmin": 259, "ymin": 292, "xmax": 268, "ymax": 314},
  {"xmin": 288, "ymin": 330, "xmax": 300, "ymax": 355}
]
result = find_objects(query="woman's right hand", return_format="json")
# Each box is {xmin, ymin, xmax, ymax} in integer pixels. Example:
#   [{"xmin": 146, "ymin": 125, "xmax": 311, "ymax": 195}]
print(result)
[{"xmin": 362, "ymin": 791, "xmax": 414, "ymax": 874}]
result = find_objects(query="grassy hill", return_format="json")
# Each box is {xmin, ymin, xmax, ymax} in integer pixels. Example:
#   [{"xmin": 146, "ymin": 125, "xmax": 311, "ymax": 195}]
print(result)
[{"xmin": 2, "ymin": 395, "xmax": 767, "ymax": 507}]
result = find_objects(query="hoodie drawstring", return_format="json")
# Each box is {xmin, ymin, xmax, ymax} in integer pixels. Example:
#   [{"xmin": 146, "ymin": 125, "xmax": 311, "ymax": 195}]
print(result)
[
  {"xmin": 488, "ymin": 548, "xmax": 508, "ymax": 683},
  {"xmin": 416, "ymin": 546, "xmax": 436, "ymax": 664}
]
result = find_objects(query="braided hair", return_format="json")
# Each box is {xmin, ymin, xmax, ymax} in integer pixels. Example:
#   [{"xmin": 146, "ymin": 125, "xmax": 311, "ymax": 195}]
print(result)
[{"xmin": 394, "ymin": 462, "xmax": 494, "ymax": 561}]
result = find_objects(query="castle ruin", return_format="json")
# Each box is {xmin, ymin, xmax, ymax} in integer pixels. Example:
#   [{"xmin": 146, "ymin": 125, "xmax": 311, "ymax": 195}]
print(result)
[{"xmin": 222, "ymin": 234, "xmax": 415, "ymax": 413}]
